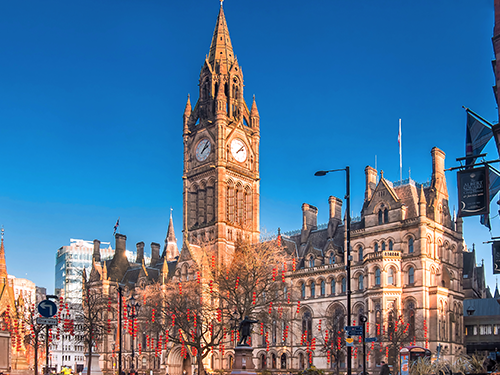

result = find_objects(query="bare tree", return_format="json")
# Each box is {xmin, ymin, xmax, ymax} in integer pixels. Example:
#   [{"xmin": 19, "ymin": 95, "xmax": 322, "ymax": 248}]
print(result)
[
  {"xmin": 79, "ymin": 275, "xmax": 110, "ymax": 375},
  {"xmin": 142, "ymin": 238, "xmax": 291, "ymax": 374},
  {"xmin": 318, "ymin": 307, "xmax": 346, "ymax": 375}
]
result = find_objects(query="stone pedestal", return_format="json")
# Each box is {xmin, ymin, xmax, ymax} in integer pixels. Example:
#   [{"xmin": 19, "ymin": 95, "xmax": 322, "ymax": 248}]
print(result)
[
  {"xmin": 231, "ymin": 346, "xmax": 256, "ymax": 375},
  {"xmin": 83, "ymin": 353, "xmax": 103, "ymax": 375}
]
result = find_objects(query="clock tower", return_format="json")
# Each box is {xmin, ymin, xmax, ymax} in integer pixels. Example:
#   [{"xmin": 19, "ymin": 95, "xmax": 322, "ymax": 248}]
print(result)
[{"xmin": 182, "ymin": 4, "xmax": 260, "ymax": 255}]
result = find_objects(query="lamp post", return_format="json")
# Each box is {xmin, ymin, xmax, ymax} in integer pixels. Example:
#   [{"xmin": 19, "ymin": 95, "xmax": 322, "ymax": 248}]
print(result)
[
  {"xmin": 315, "ymin": 167, "xmax": 352, "ymax": 375},
  {"xmin": 127, "ymin": 295, "xmax": 140, "ymax": 374}
]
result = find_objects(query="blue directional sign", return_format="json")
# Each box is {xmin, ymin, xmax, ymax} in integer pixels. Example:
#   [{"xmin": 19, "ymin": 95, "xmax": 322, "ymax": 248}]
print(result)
[
  {"xmin": 38, "ymin": 300, "xmax": 57, "ymax": 318},
  {"xmin": 345, "ymin": 325, "xmax": 363, "ymax": 336},
  {"xmin": 365, "ymin": 337, "xmax": 378, "ymax": 343}
]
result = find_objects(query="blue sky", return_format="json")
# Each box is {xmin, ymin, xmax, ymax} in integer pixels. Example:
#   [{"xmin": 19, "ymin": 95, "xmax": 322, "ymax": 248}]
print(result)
[{"xmin": 0, "ymin": 0, "xmax": 498, "ymax": 292}]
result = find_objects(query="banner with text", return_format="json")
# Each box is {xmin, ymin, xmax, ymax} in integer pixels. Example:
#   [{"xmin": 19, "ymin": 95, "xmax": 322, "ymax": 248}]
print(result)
[
  {"xmin": 492, "ymin": 241, "xmax": 500, "ymax": 275},
  {"xmin": 458, "ymin": 166, "xmax": 489, "ymax": 217}
]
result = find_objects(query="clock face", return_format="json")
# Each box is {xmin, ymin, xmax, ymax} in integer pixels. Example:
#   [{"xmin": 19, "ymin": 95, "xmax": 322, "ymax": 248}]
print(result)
[
  {"xmin": 195, "ymin": 138, "xmax": 211, "ymax": 162},
  {"xmin": 231, "ymin": 138, "xmax": 247, "ymax": 163}
]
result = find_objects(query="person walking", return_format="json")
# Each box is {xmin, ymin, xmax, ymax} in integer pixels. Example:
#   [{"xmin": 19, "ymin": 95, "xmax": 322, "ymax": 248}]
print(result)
[{"xmin": 380, "ymin": 361, "xmax": 390, "ymax": 375}]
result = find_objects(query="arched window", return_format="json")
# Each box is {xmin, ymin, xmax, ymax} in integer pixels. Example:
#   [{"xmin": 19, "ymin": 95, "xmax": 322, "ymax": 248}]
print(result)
[
  {"xmin": 281, "ymin": 354, "xmax": 287, "ymax": 370},
  {"xmin": 341, "ymin": 277, "xmax": 346, "ymax": 293},
  {"xmin": 260, "ymin": 354, "xmax": 267, "ymax": 369},
  {"xmin": 331, "ymin": 279, "xmax": 336, "ymax": 295},
  {"xmin": 374, "ymin": 243, "xmax": 379, "ymax": 252},
  {"xmin": 299, "ymin": 353, "xmax": 305, "ymax": 370},
  {"xmin": 302, "ymin": 311, "xmax": 312, "ymax": 341},
  {"xmin": 375, "ymin": 269, "xmax": 381, "ymax": 286},
  {"xmin": 384, "ymin": 208, "xmax": 389, "ymax": 223},
  {"xmin": 226, "ymin": 181, "xmax": 235, "ymax": 223},
  {"xmin": 272, "ymin": 320, "xmax": 277, "ymax": 344},
  {"xmin": 310, "ymin": 281, "xmax": 316, "ymax": 298},
  {"xmin": 382, "ymin": 242, "xmax": 386, "ymax": 251},
  {"xmin": 272, "ymin": 353, "xmax": 277, "ymax": 369},
  {"xmin": 408, "ymin": 267, "xmax": 415, "ymax": 284},
  {"xmin": 388, "ymin": 268, "xmax": 394, "ymax": 285},
  {"xmin": 329, "ymin": 253, "xmax": 335, "ymax": 264},
  {"xmin": 320, "ymin": 280, "xmax": 326, "ymax": 296},
  {"xmin": 389, "ymin": 240, "xmax": 393, "ymax": 250},
  {"xmin": 408, "ymin": 302, "xmax": 415, "ymax": 337},
  {"xmin": 378, "ymin": 210, "xmax": 383, "ymax": 224},
  {"xmin": 409, "ymin": 238, "xmax": 414, "ymax": 253},
  {"xmin": 301, "ymin": 283, "xmax": 306, "ymax": 299},
  {"xmin": 358, "ymin": 246, "xmax": 363, "ymax": 261},
  {"xmin": 358, "ymin": 274, "xmax": 364, "ymax": 290},
  {"xmin": 309, "ymin": 257, "xmax": 314, "ymax": 268}
]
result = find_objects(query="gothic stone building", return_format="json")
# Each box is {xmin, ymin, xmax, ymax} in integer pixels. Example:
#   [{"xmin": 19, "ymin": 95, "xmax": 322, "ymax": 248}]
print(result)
[{"xmin": 87, "ymin": 4, "xmax": 465, "ymax": 375}]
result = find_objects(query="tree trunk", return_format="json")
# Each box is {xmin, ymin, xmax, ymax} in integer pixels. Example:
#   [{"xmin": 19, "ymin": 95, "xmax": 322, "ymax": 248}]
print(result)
[
  {"xmin": 197, "ymin": 353, "xmax": 205, "ymax": 375},
  {"xmin": 34, "ymin": 337, "xmax": 39, "ymax": 375},
  {"xmin": 87, "ymin": 342, "xmax": 93, "ymax": 375}
]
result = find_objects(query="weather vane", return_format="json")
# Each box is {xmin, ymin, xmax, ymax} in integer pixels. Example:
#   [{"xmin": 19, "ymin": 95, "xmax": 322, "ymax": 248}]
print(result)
[
  {"xmin": 1, "ymin": 226, "xmax": 4, "ymax": 240},
  {"xmin": 220, "ymin": 0, "xmax": 224, "ymax": 5}
]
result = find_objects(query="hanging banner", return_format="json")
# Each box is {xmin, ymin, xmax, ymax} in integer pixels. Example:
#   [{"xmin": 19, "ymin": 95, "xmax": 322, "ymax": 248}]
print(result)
[
  {"xmin": 457, "ymin": 166, "xmax": 489, "ymax": 217},
  {"xmin": 492, "ymin": 241, "xmax": 500, "ymax": 275}
]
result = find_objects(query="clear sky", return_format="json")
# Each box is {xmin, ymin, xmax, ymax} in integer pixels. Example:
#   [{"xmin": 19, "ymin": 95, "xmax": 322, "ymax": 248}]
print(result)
[{"xmin": 0, "ymin": 0, "xmax": 498, "ymax": 292}]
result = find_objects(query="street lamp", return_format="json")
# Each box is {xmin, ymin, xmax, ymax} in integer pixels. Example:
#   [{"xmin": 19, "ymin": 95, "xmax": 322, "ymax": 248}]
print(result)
[
  {"xmin": 315, "ymin": 167, "xmax": 352, "ymax": 375},
  {"xmin": 127, "ymin": 295, "xmax": 141, "ymax": 374}
]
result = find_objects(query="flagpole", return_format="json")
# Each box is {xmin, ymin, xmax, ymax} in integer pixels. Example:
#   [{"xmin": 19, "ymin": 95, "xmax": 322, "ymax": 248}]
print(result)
[{"xmin": 399, "ymin": 119, "xmax": 402, "ymax": 181}]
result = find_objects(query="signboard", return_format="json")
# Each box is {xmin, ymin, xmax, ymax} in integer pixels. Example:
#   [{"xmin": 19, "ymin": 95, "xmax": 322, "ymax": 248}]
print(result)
[
  {"xmin": 346, "ymin": 337, "xmax": 354, "ymax": 347},
  {"xmin": 37, "ymin": 317, "xmax": 57, "ymax": 325},
  {"xmin": 38, "ymin": 300, "xmax": 57, "ymax": 318},
  {"xmin": 345, "ymin": 325, "xmax": 363, "ymax": 336},
  {"xmin": 458, "ymin": 166, "xmax": 489, "ymax": 217},
  {"xmin": 400, "ymin": 353, "xmax": 409, "ymax": 375},
  {"xmin": 365, "ymin": 337, "xmax": 378, "ymax": 343},
  {"xmin": 493, "ymin": 241, "xmax": 500, "ymax": 275}
]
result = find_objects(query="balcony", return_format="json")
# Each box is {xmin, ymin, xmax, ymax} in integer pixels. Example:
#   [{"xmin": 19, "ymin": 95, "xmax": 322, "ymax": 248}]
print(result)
[{"xmin": 366, "ymin": 250, "xmax": 402, "ymax": 261}]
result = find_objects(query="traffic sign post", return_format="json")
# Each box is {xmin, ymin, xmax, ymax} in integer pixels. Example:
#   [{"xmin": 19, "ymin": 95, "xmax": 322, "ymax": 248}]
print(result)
[
  {"xmin": 38, "ymin": 300, "xmax": 57, "ymax": 318},
  {"xmin": 40, "ymin": 296, "xmax": 58, "ymax": 375},
  {"xmin": 37, "ymin": 317, "xmax": 57, "ymax": 325}
]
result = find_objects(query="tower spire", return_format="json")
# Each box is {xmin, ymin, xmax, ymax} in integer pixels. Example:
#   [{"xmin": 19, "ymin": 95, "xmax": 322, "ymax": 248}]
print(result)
[
  {"xmin": 208, "ymin": 4, "xmax": 235, "ymax": 73},
  {"xmin": 0, "ymin": 227, "xmax": 7, "ymax": 277},
  {"xmin": 163, "ymin": 209, "xmax": 180, "ymax": 260}
]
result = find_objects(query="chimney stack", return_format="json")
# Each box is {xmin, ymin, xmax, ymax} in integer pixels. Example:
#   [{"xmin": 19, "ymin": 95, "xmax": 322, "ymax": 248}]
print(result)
[
  {"xmin": 93, "ymin": 239, "xmax": 101, "ymax": 262},
  {"xmin": 431, "ymin": 147, "xmax": 446, "ymax": 180},
  {"xmin": 365, "ymin": 166, "xmax": 378, "ymax": 201},
  {"xmin": 329, "ymin": 196, "xmax": 343, "ymax": 222},
  {"xmin": 151, "ymin": 242, "xmax": 160, "ymax": 266},
  {"xmin": 136, "ymin": 242, "xmax": 144, "ymax": 264},
  {"xmin": 302, "ymin": 203, "xmax": 318, "ymax": 230},
  {"xmin": 115, "ymin": 234, "xmax": 127, "ymax": 257}
]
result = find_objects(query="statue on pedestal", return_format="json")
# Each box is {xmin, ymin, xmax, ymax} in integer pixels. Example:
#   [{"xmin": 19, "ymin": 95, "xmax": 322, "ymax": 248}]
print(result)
[{"xmin": 238, "ymin": 316, "xmax": 258, "ymax": 346}]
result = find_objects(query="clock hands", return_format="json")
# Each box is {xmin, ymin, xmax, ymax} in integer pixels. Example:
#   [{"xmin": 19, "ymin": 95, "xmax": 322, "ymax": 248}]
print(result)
[
  {"xmin": 237, "ymin": 146, "xmax": 245, "ymax": 153},
  {"xmin": 201, "ymin": 142, "xmax": 209, "ymax": 154}
]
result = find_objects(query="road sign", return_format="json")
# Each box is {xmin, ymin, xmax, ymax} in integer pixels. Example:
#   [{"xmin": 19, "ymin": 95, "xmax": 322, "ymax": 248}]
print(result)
[
  {"xmin": 37, "ymin": 317, "xmax": 57, "ymax": 325},
  {"xmin": 345, "ymin": 325, "xmax": 363, "ymax": 336},
  {"xmin": 346, "ymin": 337, "xmax": 354, "ymax": 347},
  {"xmin": 38, "ymin": 300, "xmax": 57, "ymax": 318},
  {"xmin": 365, "ymin": 337, "xmax": 378, "ymax": 343}
]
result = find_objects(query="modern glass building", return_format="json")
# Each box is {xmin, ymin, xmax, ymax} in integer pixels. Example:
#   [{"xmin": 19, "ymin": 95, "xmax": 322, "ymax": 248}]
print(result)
[{"xmin": 55, "ymin": 239, "xmax": 115, "ymax": 304}]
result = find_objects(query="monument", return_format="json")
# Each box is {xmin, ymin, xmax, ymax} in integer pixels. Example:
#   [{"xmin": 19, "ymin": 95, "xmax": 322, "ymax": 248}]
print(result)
[{"xmin": 231, "ymin": 317, "xmax": 258, "ymax": 375}]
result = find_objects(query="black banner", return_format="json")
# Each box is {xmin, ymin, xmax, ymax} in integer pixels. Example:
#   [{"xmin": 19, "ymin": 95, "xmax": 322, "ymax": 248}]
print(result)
[
  {"xmin": 458, "ymin": 166, "xmax": 489, "ymax": 217},
  {"xmin": 493, "ymin": 241, "xmax": 500, "ymax": 275}
]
